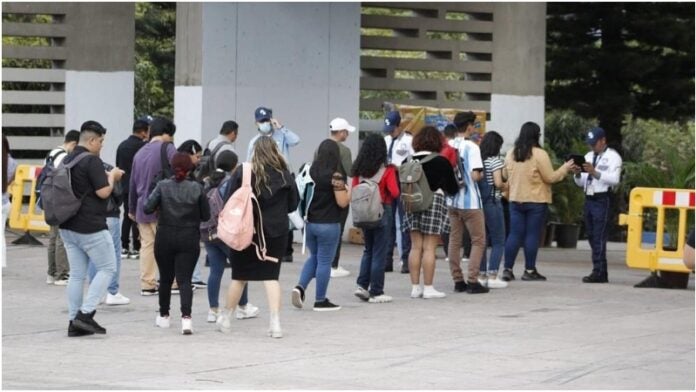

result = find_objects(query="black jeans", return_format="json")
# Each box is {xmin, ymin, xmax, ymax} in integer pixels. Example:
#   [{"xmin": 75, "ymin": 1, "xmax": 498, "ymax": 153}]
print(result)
[
  {"xmin": 154, "ymin": 226, "xmax": 200, "ymax": 317},
  {"xmin": 121, "ymin": 192, "xmax": 141, "ymax": 251},
  {"xmin": 332, "ymin": 207, "xmax": 349, "ymax": 268}
]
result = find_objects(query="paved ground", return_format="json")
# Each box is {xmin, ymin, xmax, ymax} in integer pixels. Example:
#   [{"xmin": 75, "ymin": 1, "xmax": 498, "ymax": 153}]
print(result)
[{"xmin": 2, "ymin": 229, "xmax": 694, "ymax": 389}]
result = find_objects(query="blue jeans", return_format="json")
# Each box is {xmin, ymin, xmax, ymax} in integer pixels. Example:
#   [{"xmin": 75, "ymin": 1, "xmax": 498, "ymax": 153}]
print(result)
[
  {"xmin": 480, "ymin": 199, "xmax": 506, "ymax": 274},
  {"xmin": 298, "ymin": 222, "xmax": 340, "ymax": 301},
  {"xmin": 357, "ymin": 204, "xmax": 391, "ymax": 296},
  {"xmin": 584, "ymin": 194, "xmax": 611, "ymax": 277},
  {"xmin": 504, "ymin": 202, "xmax": 547, "ymax": 271},
  {"xmin": 205, "ymin": 241, "xmax": 247, "ymax": 309},
  {"xmin": 60, "ymin": 229, "xmax": 116, "ymax": 320},
  {"xmin": 88, "ymin": 217, "xmax": 121, "ymax": 294},
  {"xmin": 192, "ymin": 257, "xmax": 203, "ymax": 283}
]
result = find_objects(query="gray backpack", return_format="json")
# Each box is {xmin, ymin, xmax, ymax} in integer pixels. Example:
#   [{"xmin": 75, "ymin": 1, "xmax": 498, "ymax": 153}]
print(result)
[
  {"xmin": 351, "ymin": 167, "xmax": 386, "ymax": 229},
  {"xmin": 41, "ymin": 152, "xmax": 90, "ymax": 226},
  {"xmin": 399, "ymin": 153, "xmax": 438, "ymax": 213}
]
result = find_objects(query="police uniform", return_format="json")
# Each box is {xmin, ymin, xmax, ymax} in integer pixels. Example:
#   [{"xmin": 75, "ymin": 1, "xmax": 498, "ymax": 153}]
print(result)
[{"xmin": 574, "ymin": 136, "xmax": 622, "ymax": 281}]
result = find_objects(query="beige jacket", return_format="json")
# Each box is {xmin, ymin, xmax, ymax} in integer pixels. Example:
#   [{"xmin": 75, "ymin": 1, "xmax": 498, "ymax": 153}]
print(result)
[{"xmin": 504, "ymin": 147, "xmax": 568, "ymax": 204}]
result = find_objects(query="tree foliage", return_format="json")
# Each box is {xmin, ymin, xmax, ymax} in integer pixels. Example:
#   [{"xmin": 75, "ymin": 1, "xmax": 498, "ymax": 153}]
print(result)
[
  {"xmin": 134, "ymin": 2, "xmax": 175, "ymax": 119},
  {"xmin": 546, "ymin": 3, "xmax": 695, "ymax": 148}
]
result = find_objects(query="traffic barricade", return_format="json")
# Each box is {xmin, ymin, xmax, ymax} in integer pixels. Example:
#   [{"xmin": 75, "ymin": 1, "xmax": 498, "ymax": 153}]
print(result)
[{"xmin": 8, "ymin": 164, "xmax": 48, "ymax": 245}]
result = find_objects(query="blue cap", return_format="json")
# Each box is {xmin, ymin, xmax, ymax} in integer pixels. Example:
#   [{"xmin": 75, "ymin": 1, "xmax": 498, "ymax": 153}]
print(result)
[
  {"xmin": 137, "ymin": 115, "xmax": 154, "ymax": 125},
  {"xmin": 255, "ymin": 107, "xmax": 272, "ymax": 122},
  {"xmin": 586, "ymin": 127, "xmax": 606, "ymax": 145},
  {"xmin": 383, "ymin": 111, "xmax": 401, "ymax": 133}
]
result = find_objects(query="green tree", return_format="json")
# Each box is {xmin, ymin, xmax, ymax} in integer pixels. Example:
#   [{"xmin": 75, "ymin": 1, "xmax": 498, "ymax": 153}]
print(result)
[
  {"xmin": 546, "ymin": 3, "xmax": 695, "ymax": 149},
  {"xmin": 135, "ymin": 2, "xmax": 176, "ymax": 119}
]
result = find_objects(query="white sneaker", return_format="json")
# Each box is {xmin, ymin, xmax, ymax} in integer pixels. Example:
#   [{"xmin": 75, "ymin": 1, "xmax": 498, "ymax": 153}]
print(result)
[
  {"xmin": 53, "ymin": 279, "xmax": 68, "ymax": 286},
  {"xmin": 155, "ymin": 314, "xmax": 170, "ymax": 328},
  {"xmin": 422, "ymin": 287, "xmax": 447, "ymax": 299},
  {"xmin": 368, "ymin": 294, "xmax": 393, "ymax": 303},
  {"xmin": 46, "ymin": 275, "xmax": 55, "ymax": 284},
  {"xmin": 216, "ymin": 310, "xmax": 232, "ymax": 333},
  {"xmin": 330, "ymin": 266, "xmax": 350, "ymax": 278},
  {"xmin": 410, "ymin": 286, "xmax": 424, "ymax": 299},
  {"xmin": 105, "ymin": 292, "xmax": 130, "ymax": 305},
  {"xmin": 267, "ymin": 312, "xmax": 282, "ymax": 339},
  {"xmin": 181, "ymin": 317, "xmax": 193, "ymax": 335},
  {"xmin": 479, "ymin": 277, "xmax": 508, "ymax": 289},
  {"xmin": 207, "ymin": 309, "xmax": 219, "ymax": 323},
  {"xmin": 235, "ymin": 303, "xmax": 260, "ymax": 320},
  {"xmin": 354, "ymin": 287, "xmax": 370, "ymax": 301}
]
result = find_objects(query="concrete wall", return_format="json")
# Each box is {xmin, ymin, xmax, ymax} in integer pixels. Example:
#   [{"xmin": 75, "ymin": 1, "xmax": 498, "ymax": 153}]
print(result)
[
  {"xmin": 488, "ymin": 2, "xmax": 547, "ymax": 152},
  {"xmin": 175, "ymin": 3, "xmax": 361, "ymax": 171}
]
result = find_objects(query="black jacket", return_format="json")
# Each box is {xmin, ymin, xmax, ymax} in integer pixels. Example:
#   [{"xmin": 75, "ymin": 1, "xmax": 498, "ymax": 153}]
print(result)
[
  {"xmin": 116, "ymin": 135, "xmax": 147, "ymax": 194},
  {"xmin": 144, "ymin": 178, "xmax": 210, "ymax": 228},
  {"xmin": 222, "ymin": 165, "xmax": 299, "ymax": 238}
]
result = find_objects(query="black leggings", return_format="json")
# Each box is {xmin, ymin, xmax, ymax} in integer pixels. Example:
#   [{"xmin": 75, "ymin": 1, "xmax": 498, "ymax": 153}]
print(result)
[{"xmin": 154, "ymin": 226, "xmax": 200, "ymax": 317}]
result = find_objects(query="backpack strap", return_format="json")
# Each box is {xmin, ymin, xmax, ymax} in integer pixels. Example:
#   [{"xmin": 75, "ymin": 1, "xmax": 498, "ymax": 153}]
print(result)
[
  {"xmin": 420, "ymin": 152, "xmax": 439, "ymax": 165},
  {"xmin": 363, "ymin": 166, "xmax": 386, "ymax": 184},
  {"xmin": 160, "ymin": 142, "xmax": 171, "ymax": 176},
  {"xmin": 209, "ymin": 141, "xmax": 230, "ymax": 162},
  {"xmin": 63, "ymin": 152, "xmax": 91, "ymax": 169},
  {"xmin": 241, "ymin": 162, "xmax": 252, "ymax": 188}
]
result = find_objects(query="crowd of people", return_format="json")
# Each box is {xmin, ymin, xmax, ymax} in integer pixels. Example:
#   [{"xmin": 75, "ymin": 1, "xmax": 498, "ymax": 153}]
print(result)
[{"xmin": 3, "ymin": 105, "xmax": 638, "ymax": 339}]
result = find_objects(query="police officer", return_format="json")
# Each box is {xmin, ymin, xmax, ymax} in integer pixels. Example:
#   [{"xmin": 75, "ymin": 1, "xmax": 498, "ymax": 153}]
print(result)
[{"xmin": 571, "ymin": 127, "xmax": 622, "ymax": 283}]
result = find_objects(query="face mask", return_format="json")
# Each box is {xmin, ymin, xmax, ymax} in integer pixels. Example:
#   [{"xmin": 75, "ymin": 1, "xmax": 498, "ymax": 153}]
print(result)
[{"xmin": 258, "ymin": 122, "xmax": 272, "ymax": 134}]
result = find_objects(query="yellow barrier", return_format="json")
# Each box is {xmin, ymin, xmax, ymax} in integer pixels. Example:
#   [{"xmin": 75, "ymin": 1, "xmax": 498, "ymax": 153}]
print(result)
[
  {"xmin": 8, "ymin": 165, "xmax": 49, "ymax": 237},
  {"xmin": 619, "ymin": 187, "xmax": 694, "ymax": 273}
]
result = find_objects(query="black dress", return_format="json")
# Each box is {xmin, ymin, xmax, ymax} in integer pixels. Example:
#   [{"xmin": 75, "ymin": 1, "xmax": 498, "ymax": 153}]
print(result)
[{"xmin": 222, "ymin": 166, "xmax": 299, "ymax": 281}]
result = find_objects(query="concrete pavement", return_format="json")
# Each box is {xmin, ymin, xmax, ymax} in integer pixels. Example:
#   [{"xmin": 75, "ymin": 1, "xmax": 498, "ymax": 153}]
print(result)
[{"xmin": 2, "ymin": 229, "xmax": 694, "ymax": 389}]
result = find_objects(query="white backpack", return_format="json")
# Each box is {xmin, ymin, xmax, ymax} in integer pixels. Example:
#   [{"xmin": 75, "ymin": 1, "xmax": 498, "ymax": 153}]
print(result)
[{"xmin": 351, "ymin": 167, "xmax": 386, "ymax": 229}]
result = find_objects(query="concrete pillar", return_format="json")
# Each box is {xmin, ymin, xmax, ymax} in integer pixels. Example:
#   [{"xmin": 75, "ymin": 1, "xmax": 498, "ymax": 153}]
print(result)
[
  {"xmin": 174, "ymin": 3, "xmax": 361, "ymax": 170},
  {"xmin": 489, "ymin": 3, "xmax": 547, "ymax": 150},
  {"xmin": 63, "ymin": 3, "xmax": 135, "ymax": 165}
]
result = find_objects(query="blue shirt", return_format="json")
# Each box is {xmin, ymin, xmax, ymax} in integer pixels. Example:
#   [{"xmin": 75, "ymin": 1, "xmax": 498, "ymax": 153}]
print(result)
[
  {"xmin": 447, "ymin": 137, "xmax": 483, "ymax": 210},
  {"xmin": 247, "ymin": 126, "xmax": 300, "ymax": 167}
]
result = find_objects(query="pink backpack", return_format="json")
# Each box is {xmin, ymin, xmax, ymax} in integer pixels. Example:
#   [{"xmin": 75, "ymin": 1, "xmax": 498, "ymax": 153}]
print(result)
[{"xmin": 217, "ymin": 163, "xmax": 278, "ymax": 262}]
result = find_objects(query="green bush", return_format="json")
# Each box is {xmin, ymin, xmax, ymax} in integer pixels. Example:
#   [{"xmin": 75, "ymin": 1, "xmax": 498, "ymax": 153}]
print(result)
[{"xmin": 544, "ymin": 110, "xmax": 596, "ymax": 158}]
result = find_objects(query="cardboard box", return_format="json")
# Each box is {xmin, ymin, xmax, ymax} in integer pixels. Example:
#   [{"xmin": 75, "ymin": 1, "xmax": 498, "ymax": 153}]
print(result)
[{"xmin": 348, "ymin": 227, "xmax": 364, "ymax": 245}]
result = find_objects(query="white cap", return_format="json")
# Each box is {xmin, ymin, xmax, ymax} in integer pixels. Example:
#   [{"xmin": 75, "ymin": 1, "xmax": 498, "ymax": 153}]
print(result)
[{"xmin": 329, "ymin": 117, "xmax": 356, "ymax": 133}]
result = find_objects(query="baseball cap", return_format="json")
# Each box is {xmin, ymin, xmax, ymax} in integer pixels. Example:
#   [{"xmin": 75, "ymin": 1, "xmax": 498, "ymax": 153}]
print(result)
[
  {"xmin": 255, "ymin": 107, "xmax": 272, "ymax": 122},
  {"xmin": 329, "ymin": 117, "xmax": 356, "ymax": 133},
  {"xmin": 585, "ymin": 127, "xmax": 606, "ymax": 145},
  {"xmin": 383, "ymin": 111, "xmax": 401, "ymax": 132},
  {"xmin": 138, "ymin": 115, "xmax": 154, "ymax": 124}
]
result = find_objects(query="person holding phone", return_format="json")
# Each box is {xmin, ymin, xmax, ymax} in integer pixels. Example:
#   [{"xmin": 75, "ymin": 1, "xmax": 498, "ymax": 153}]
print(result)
[{"xmin": 571, "ymin": 127, "xmax": 622, "ymax": 283}]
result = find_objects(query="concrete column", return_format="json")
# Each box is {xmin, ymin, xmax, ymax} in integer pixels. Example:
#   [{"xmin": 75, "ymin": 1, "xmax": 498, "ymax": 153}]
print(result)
[
  {"xmin": 63, "ymin": 3, "xmax": 135, "ymax": 165},
  {"xmin": 489, "ymin": 3, "xmax": 547, "ymax": 150},
  {"xmin": 174, "ymin": 3, "xmax": 360, "ymax": 170}
]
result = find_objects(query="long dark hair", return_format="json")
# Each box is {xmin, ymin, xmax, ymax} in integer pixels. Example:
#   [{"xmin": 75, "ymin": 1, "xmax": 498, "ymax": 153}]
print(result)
[
  {"xmin": 480, "ymin": 131, "xmax": 504, "ymax": 160},
  {"xmin": 2, "ymin": 136, "xmax": 9, "ymax": 194},
  {"xmin": 310, "ymin": 139, "xmax": 340, "ymax": 179},
  {"xmin": 513, "ymin": 122, "xmax": 541, "ymax": 162},
  {"xmin": 352, "ymin": 133, "xmax": 387, "ymax": 178},
  {"xmin": 208, "ymin": 150, "xmax": 238, "ymax": 188}
]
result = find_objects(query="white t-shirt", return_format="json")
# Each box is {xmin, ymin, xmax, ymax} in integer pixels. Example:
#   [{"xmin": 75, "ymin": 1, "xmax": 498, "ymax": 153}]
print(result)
[{"xmin": 384, "ymin": 133, "xmax": 414, "ymax": 167}]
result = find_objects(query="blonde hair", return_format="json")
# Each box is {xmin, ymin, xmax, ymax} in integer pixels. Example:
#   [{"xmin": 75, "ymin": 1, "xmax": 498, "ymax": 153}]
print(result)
[{"xmin": 251, "ymin": 136, "xmax": 288, "ymax": 195}]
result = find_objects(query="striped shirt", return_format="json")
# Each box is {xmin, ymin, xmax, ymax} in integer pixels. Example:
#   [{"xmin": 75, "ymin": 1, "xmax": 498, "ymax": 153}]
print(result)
[
  {"xmin": 483, "ymin": 156, "xmax": 505, "ymax": 200},
  {"xmin": 447, "ymin": 137, "xmax": 483, "ymax": 210}
]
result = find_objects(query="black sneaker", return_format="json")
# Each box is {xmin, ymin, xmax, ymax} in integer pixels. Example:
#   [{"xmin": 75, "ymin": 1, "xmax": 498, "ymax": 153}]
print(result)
[
  {"xmin": 521, "ymin": 269, "xmax": 547, "ymax": 281},
  {"xmin": 192, "ymin": 281, "xmax": 207, "ymax": 288},
  {"xmin": 68, "ymin": 321, "xmax": 94, "ymax": 337},
  {"xmin": 281, "ymin": 255, "xmax": 293, "ymax": 263},
  {"xmin": 73, "ymin": 310, "xmax": 106, "ymax": 334},
  {"xmin": 128, "ymin": 250, "xmax": 140, "ymax": 260},
  {"xmin": 400, "ymin": 266, "xmax": 410, "ymax": 274},
  {"xmin": 291, "ymin": 285, "xmax": 305, "ymax": 309},
  {"xmin": 501, "ymin": 269, "xmax": 515, "ymax": 282},
  {"xmin": 120, "ymin": 248, "xmax": 129, "ymax": 258},
  {"xmin": 313, "ymin": 299, "xmax": 341, "ymax": 312},
  {"xmin": 466, "ymin": 281, "xmax": 490, "ymax": 294},
  {"xmin": 141, "ymin": 288, "xmax": 158, "ymax": 296},
  {"xmin": 454, "ymin": 281, "xmax": 468, "ymax": 292},
  {"xmin": 384, "ymin": 264, "xmax": 393, "ymax": 272},
  {"xmin": 582, "ymin": 272, "xmax": 608, "ymax": 283}
]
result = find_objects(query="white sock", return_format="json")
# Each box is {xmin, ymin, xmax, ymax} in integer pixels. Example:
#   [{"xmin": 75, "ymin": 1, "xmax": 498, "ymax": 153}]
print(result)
[{"xmin": 423, "ymin": 285, "xmax": 434, "ymax": 292}]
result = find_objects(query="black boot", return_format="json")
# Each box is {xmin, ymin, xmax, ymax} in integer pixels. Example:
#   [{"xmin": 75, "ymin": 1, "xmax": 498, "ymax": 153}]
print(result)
[
  {"xmin": 68, "ymin": 321, "xmax": 94, "ymax": 337},
  {"xmin": 73, "ymin": 310, "xmax": 106, "ymax": 334}
]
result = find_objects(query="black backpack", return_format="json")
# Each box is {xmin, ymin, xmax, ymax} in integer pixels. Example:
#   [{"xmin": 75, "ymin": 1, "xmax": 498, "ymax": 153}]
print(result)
[
  {"xmin": 148, "ymin": 142, "xmax": 173, "ymax": 194},
  {"xmin": 35, "ymin": 149, "xmax": 67, "ymax": 209},
  {"xmin": 41, "ymin": 152, "xmax": 90, "ymax": 226},
  {"xmin": 195, "ymin": 141, "xmax": 231, "ymax": 182}
]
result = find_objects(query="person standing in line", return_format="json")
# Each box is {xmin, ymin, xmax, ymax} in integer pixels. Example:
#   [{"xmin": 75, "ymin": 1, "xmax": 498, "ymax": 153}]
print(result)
[
  {"xmin": 477, "ymin": 131, "xmax": 509, "ymax": 289},
  {"xmin": 327, "ymin": 117, "xmax": 355, "ymax": 278},
  {"xmin": 217, "ymin": 137, "xmax": 299, "ymax": 338},
  {"xmin": 203, "ymin": 150, "xmax": 260, "ymax": 323},
  {"xmin": 87, "ymin": 160, "xmax": 130, "ymax": 306},
  {"xmin": 129, "ymin": 117, "xmax": 177, "ymax": 296},
  {"xmin": 383, "ymin": 111, "xmax": 414, "ymax": 273},
  {"xmin": 44, "ymin": 130, "xmax": 80, "ymax": 285},
  {"xmin": 145, "ymin": 152, "xmax": 210, "ymax": 335},
  {"xmin": 351, "ymin": 133, "xmax": 400, "ymax": 303},
  {"xmin": 247, "ymin": 107, "xmax": 300, "ymax": 263},
  {"xmin": 116, "ymin": 117, "xmax": 150, "ymax": 260},
  {"xmin": 501, "ymin": 122, "xmax": 574, "ymax": 282},
  {"xmin": 291, "ymin": 139, "xmax": 350, "ymax": 312},
  {"xmin": 59, "ymin": 121, "xmax": 123, "ymax": 337},
  {"xmin": 2, "ymin": 135, "xmax": 18, "ymax": 269},
  {"xmin": 439, "ymin": 123, "xmax": 469, "ymax": 265},
  {"xmin": 403, "ymin": 126, "xmax": 459, "ymax": 299},
  {"xmin": 571, "ymin": 127, "xmax": 622, "ymax": 283},
  {"xmin": 206, "ymin": 120, "xmax": 239, "ymax": 163}
]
